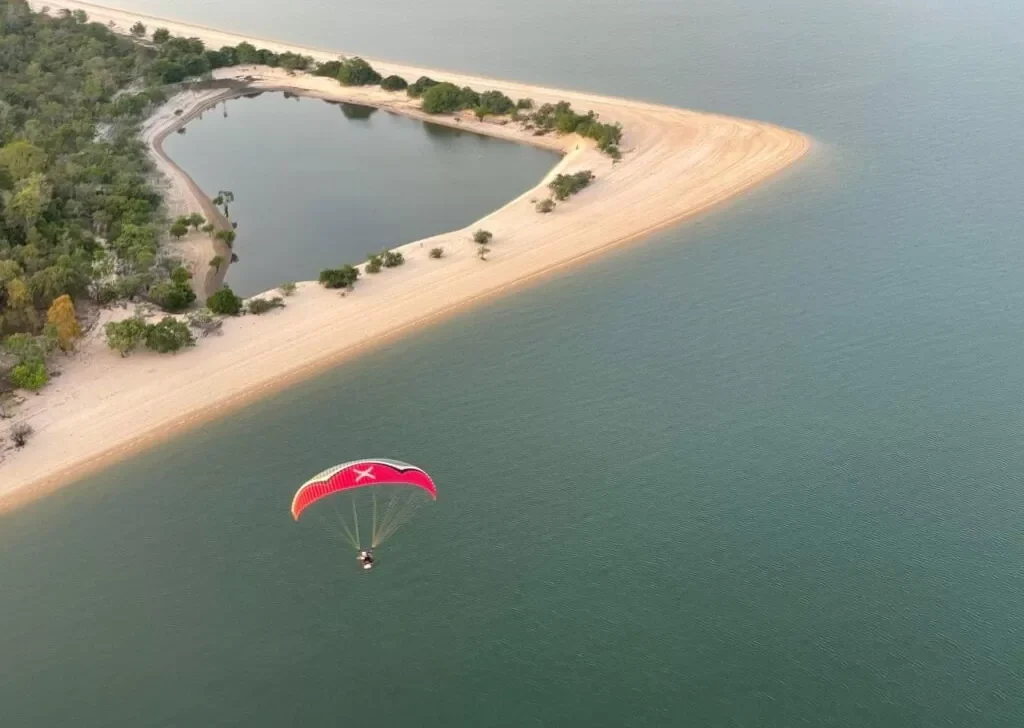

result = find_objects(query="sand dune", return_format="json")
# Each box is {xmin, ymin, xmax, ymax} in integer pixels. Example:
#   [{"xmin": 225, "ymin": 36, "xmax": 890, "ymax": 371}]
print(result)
[{"xmin": 1, "ymin": 0, "xmax": 810, "ymax": 509}]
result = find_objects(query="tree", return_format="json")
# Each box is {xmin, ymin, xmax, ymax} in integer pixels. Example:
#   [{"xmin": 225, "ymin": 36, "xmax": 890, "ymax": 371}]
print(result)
[
  {"xmin": 152, "ymin": 27, "xmax": 170, "ymax": 44},
  {"xmin": 207, "ymin": 286, "xmax": 243, "ymax": 315},
  {"xmin": 0, "ymin": 140, "xmax": 47, "ymax": 182},
  {"xmin": 536, "ymin": 198, "xmax": 555, "ymax": 213},
  {"xmin": 104, "ymin": 317, "xmax": 149, "ymax": 356},
  {"xmin": 148, "ymin": 281, "xmax": 196, "ymax": 312},
  {"xmin": 130, "ymin": 21, "xmax": 146, "ymax": 37},
  {"xmin": 319, "ymin": 265, "xmax": 360, "ymax": 289},
  {"xmin": 380, "ymin": 75, "xmax": 408, "ymax": 91},
  {"xmin": 336, "ymin": 57, "xmax": 381, "ymax": 86},
  {"xmin": 429, "ymin": 247, "xmax": 445, "ymax": 259},
  {"xmin": 420, "ymin": 82, "xmax": 464, "ymax": 114},
  {"xmin": 407, "ymin": 76, "xmax": 439, "ymax": 98},
  {"xmin": 201, "ymin": 223, "xmax": 216, "ymax": 235},
  {"xmin": 517, "ymin": 98, "xmax": 534, "ymax": 110},
  {"xmin": 45, "ymin": 295, "xmax": 81, "ymax": 352},
  {"xmin": 11, "ymin": 422, "xmax": 34, "ymax": 448},
  {"xmin": 473, "ymin": 229, "xmax": 493, "ymax": 245},
  {"xmin": 278, "ymin": 282, "xmax": 297, "ymax": 296},
  {"xmin": 215, "ymin": 190, "xmax": 234, "ymax": 216},
  {"xmin": 171, "ymin": 266, "xmax": 191, "ymax": 286},
  {"xmin": 476, "ymin": 246, "xmax": 491, "ymax": 261},
  {"xmin": 209, "ymin": 255, "xmax": 224, "ymax": 272},
  {"xmin": 144, "ymin": 317, "xmax": 195, "ymax": 353},
  {"xmin": 366, "ymin": 255, "xmax": 383, "ymax": 274},
  {"xmin": 187, "ymin": 212, "xmax": 205, "ymax": 230},
  {"xmin": 215, "ymin": 229, "xmax": 236, "ymax": 247},
  {"xmin": 169, "ymin": 221, "xmax": 189, "ymax": 239}
]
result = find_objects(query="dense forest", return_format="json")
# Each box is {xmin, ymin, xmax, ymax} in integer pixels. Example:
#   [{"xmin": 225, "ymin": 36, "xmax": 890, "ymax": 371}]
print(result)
[{"xmin": 0, "ymin": 0, "xmax": 621, "ymax": 395}]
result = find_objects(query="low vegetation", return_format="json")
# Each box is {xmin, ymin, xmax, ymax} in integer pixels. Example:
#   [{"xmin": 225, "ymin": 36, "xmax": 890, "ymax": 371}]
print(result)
[
  {"xmin": 366, "ymin": 255, "xmax": 383, "ymax": 274},
  {"xmin": 319, "ymin": 265, "xmax": 360, "ymax": 290},
  {"xmin": 336, "ymin": 57, "xmax": 382, "ymax": 86},
  {"xmin": 476, "ymin": 246, "xmax": 490, "ymax": 261},
  {"xmin": 473, "ymin": 229, "xmax": 493, "ymax": 245},
  {"xmin": 429, "ymin": 247, "xmax": 445, "ymax": 259},
  {"xmin": 11, "ymin": 421, "xmax": 33, "ymax": 448},
  {"xmin": 548, "ymin": 171, "xmax": 595, "ymax": 201},
  {"xmin": 206, "ymin": 286, "xmax": 244, "ymax": 315},
  {"xmin": 104, "ymin": 314, "xmax": 194, "ymax": 355},
  {"xmin": 382, "ymin": 250, "xmax": 404, "ymax": 268},
  {"xmin": 380, "ymin": 75, "xmax": 408, "ymax": 92},
  {"xmin": 246, "ymin": 296, "xmax": 284, "ymax": 315},
  {"xmin": 278, "ymin": 281, "xmax": 297, "ymax": 296},
  {"xmin": 406, "ymin": 76, "xmax": 439, "ymax": 98},
  {"xmin": 536, "ymin": 198, "xmax": 556, "ymax": 213}
]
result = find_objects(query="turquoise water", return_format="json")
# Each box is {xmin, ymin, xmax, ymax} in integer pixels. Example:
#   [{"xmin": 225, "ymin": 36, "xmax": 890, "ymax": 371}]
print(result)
[
  {"xmin": 3, "ymin": 0, "xmax": 1024, "ymax": 725},
  {"xmin": 163, "ymin": 93, "xmax": 558, "ymax": 296}
]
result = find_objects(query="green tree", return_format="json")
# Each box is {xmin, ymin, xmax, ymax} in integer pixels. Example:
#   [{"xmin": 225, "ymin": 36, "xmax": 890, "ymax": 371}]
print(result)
[
  {"xmin": 0, "ymin": 140, "xmax": 47, "ymax": 182},
  {"xmin": 382, "ymin": 250, "xmax": 404, "ymax": 268},
  {"xmin": 407, "ymin": 76, "xmax": 438, "ymax": 98},
  {"xmin": 473, "ymin": 229, "xmax": 493, "ymax": 245},
  {"xmin": 148, "ymin": 280, "xmax": 196, "ymax": 312},
  {"xmin": 207, "ymin": 286, "xmax": 244, "ymax": 315},
  {"xmin": 169, "ymin": 221, "xmax": 189, "ymax": 239},
  {"xmin": 201, "ymin": 223, "xmax": 216, "ymax": 235},
  {"xmin": 104, "ymin": 317, "xmax": 148, "ymax": 356},
  {"xmin": 171, "ymin": 266, "xmax": 191, "ymax": 286},
  {"xmin": 420, "ymin": 83, "xmax": 464, "ymax": 114},
  {"xmin": 152, "ymin": 27, "xmax": 170, "ymax": 44},
  {"xmin": 186, "ymin": 212, "xmax": 205, "ymax": 230},
  {"xmin": 215, "ymin": 229, "xmax": 237, "ymax": 247},
  {"xmin": 130, "ymin": 21, "xmax": 146, "ymax": 37},
  {"xmin": 144, "ymin": 316, "xmax": 195, "ymax": 353},
  {"xmin": 209, "ymin": 255, "xmax": 224, "ymax": 272},
  {"xmin": 380, "ymin": 75, "xmax": 408, "ymax": 91},
  {"xmin": 336, "ymin": 57, "xmax": 381, "ymax": 86},
  {"xmin": 366, "ymin": 255, "xmax": 383, "ymax": 274},
  {"xmin": 10, "ymin": 361, "xmax": 48, "ymax": 390}
]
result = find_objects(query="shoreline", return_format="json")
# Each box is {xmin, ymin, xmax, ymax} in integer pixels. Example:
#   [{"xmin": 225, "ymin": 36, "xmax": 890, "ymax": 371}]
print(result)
[{"xmin": 3, "ymin": 0, "xmax": 811, "ymax": 513}]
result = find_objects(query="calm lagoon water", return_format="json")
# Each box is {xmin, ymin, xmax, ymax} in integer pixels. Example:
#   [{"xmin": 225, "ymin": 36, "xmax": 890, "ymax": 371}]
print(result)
[
  {"xmin": 163, "ymin": 93, "xmax": 558, "ymax": 296},
  {"xmin": 2, "ymin": 0, "xmax": 1024, "ymax": 725}
]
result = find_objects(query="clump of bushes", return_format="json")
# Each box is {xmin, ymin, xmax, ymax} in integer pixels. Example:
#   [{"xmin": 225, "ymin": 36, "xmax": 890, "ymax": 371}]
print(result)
[
  {"xmin": 536, "ymin": 198, "xmax": 556, "ymax": 213},
  {"xmin": 147, "ymin": 266, "xmax": 196, "ymax": 313},
  {"xmin": 319, "ymin": 265, "xmax": 360, "ymax": 289},
  {"xmin": 429, "ymin": 247, "xmax": 445, "ymax": 259},
  {"xmin": 548, "ymin": 170, "xmax": 595, "ymax": 201},
  {"xmin": 104, "ymin": 315, "xmax": 195, "ymax": 356},
  {"xmin": 366, "ymin": 255, "xmax": 383, "ymax": 274},
  {"xmin": 528, "ymin": 101, "xmax": 623, "ymax": 157},
  {"xmin": 407, "ymin": 76, "xmax": 439, "ymax": 98},
  {"xmin": 420, "ymin": 82, "xmax": 514, "ymax": 118},
  {"xmin": 336, "ymin": 57, "xmax": 382, "ymax": 86},
  {"xmin": 380, "ymin": 75, "xmax": 408, "ymax": 91},
  {"xmin": 3, "ymin": 334, "xmax": 54, "ymax": 392},
  {"xmin": 517, "ymin": 98, "xmax": 534, "ymax": 110},
  {"xmin": 247, "ymin": 297, "xmax": 285, "ymax": 315},
  {"xmin": 382, "ymin": 250, "xmax": 405, "ymax": 268},
  {"xmin": 206, "ymin": 286, "xmax": 244, "ymax": 315}
]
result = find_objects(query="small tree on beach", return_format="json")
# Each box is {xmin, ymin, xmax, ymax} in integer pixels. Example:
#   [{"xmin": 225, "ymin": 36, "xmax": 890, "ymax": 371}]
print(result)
[
  {"xmin": 45, "ymin": 295, "xmax": 81, "ymax": 352},
  {"xmin": 473, "ymin": 229, "xmax": 493, "ymax": 245},
  {"xmin": 130, "ymin": 21, "xmax": 146, "ymax": 37},
  {"xmin": 476, "ymin": 246, "xmax": 490, "ymax": 261},
  {"xmin": 336, "ymin": 57, "xmax": 382, "ymax": 86},
  {"xmin": 152, "ymin": 27, "xmax": 170, "ymax": 44},
  {"xmin": 207, "ymin": 286, "xmax": 244, "ymax": 315},
  {"xmin": 209, "ymin": 255, "xmax": 224, "ymax": 272},
  {"xmin": 382, "ymin": 250, "xmax": 404, "ymax": 268},
  {"xmin": 187, "ymin": 212, "xmax": 205, "ymax": 230},
  {"xmin": 214, "ymin": 229, "xmax": 236, "ymax": 248},
  {"xmin": 169, "ymin": 221, "xmax": 188, "ymax": 239},
  {"xmin": 201, "ymin": 223, "xmax": 215, "ymax": 235},
  {"xmin": 104, "ymin": 316, "xmax": 148, "ymax": 357},
  {"xmin": 429, "ymin": 247, "xmax": 444, "ymax": 259},
  {"xmin": 144, "ymin": 317, "xmax": 195, "ymax": 353}
]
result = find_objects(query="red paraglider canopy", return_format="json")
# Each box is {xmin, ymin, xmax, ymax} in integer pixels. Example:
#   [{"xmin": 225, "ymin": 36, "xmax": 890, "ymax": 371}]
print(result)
[{"xmin": 291, "ymin": 458, "xmax": 436, "ymax": 521}]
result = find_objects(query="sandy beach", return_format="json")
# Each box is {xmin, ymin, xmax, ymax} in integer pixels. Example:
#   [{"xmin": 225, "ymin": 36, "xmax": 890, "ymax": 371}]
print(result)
[{"xmin": 2, "ymin": 0, "xmax": 810, "ymax": 510}]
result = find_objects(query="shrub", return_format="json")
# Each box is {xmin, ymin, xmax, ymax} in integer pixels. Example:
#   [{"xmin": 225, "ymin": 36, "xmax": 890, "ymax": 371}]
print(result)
[
  {"xmin": 366, "ymin": 255, "xmax": 383, "ymax": 274},
  {"xmin": 429, "ymin": 247, "xmax": 444, "ymax": 259},
  {"xmin": 247, "ymin": 297, "xmax": 285, "ymax": 315},
  {"xmin": 201, "ymin": 223, "xmax": 215, "ymax": 235},
  {"xmin": 130, "ymin": 21, "xmax": 146, "ymax": 37},
  {"xmin": 169, "ymin": 221, "xmax": 189, "ymax": 239},
  {"xmin": 104, "ymin": 316, "xmax": 148, "ymax": 356},
  {"xmin": 407, "ymin": 76, "xmax": 439, "ymax": 98},
  {"xmin": 145, "ymin": 316, "xmax": 195, "ymax": 353},
  {"xmin": 187, "ymin": 309, "xmax": 223, "ymax": 337},
  {"xmin": 337, "ymin": 57, "xmax": 381, "ymax": 86},
  {"xmin": 209, "ymin": 255, "xmax": 224, "ymax": 272},
  {"xmin": 478, "ymin": 90, "xmax": 515, "ymax": 116},
  {"xmin": 382, "ymin": 250, "xmax": 404, "ymax": 268},
  {"xmin": 11, "ymin": 422, "xmax": 33, "ymax": 448},
  {"xmin": 207, "ymin": 286, "xmax": 244, "ymax": 315},
  {"xmin": 548, "ymin": 170, "xmax": 594, "ymax": 200},
  {"xmin": 314, "ymin": 60, "xmax": 343, "ymax": 77},
  {"xmin": 380, "ymin": 75, "xmax": 408, "ymax": 91},
  {"xmin": 319, "ymin": 265, "xmax": 360, "ymax": 289},
  {"xmin": 187, "ymin": 212, "xmax": 205, "ymax": 230},
  {"xmin": 278, "ymin": 281, "xmax": 297, "ymax": 296},
  {"xmin": 473, "ymin": 229, "xmax": 493, "ymax": 245},
  {"xmin": 421, "ymin": 82, "xmax": 464, "ymax": 113},
  {"xmin": 152, "ymin": 27, "xmax": 170, "ymax": 44},
  {"xmin": 517, "ymin": 98, "xmax": 534, "ymax": 110},
  {"xmin": 10, "ymin": 361, "xmax": 48, "ymax": 391},
  {"xmin": 148, "ymin": 280, "xmax": 196, "ymax": 312},
  {"xmin": 170, "ymin": 266, "xmax": 191, "ymax": 285},
  {"xmin": 536, "ymin": 198, "xmax": 555, "ymax": 213}
]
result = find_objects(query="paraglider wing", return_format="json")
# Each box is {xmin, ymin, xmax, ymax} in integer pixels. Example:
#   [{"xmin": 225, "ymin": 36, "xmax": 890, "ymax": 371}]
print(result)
[{"xmin": 291, "ymin": 458, "xmax": 436, "ymax": 521}]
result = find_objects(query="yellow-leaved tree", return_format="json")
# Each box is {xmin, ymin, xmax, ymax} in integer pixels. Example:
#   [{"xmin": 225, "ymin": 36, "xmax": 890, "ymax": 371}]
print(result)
[{"xmin": 46, "ymin": 294, "xmax": 81, "ymax": 352}]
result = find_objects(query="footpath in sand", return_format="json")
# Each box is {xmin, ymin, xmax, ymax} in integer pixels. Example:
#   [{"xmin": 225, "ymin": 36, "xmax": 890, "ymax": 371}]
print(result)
[{"xmin": 2, "ymin": 0, "xmax": 810, "ymax": 509}]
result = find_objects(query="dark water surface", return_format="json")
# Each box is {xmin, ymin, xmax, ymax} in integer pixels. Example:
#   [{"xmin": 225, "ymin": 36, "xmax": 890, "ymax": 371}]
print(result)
[
  {"xmin": 163, "ymin": 94, "xmax": 558, "ymax": 296},
  {"xmin": 3, "ymin": 0, "xmax": 1024, "ymax": 725}
]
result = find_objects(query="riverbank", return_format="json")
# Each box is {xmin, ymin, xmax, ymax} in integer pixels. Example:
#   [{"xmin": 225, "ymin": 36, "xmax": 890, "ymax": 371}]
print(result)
[{"xmin": 1, "ymin": 0, "xmax": 810, "ymax": 511}]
